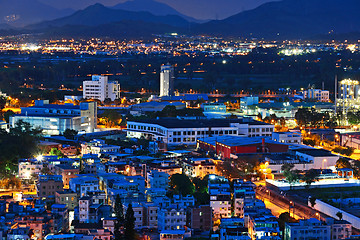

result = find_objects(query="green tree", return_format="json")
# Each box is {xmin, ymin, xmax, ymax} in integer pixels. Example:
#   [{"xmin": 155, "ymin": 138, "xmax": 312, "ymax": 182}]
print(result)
[
  {"xmin": 63, "ymin": 129, "xmax": 78, "ymax": 140},
  {"xmin": 302, "ymin": 169, "xmax": 319, "ymax": 188},
  {"xmin": 336, "ymin": 211, "xmax": 343, "ymax": 220},
  {"xmin": 114, "ymin": 194, "xmax": 124, "ymax": 240},
  {"xmin": 3, "ymin": 110, "xmax": 15, "ymax": 123},
  {"xmin": 49, "ymin": 148, "xmax": 65, "ymax": 158},
  {"xmin": 169, "ymin": 173, "xmax": 195, "ymax": 196},
  {"xmin": 278, "ymin": 212, "xmax": 298, "ymax": 231},
  {"xmin": 0, "ymin": 120, "xmax": 42, "ymax": 177},
  {"xmin": 124, "ymin": 203, "xmax": 136, "ymax": 240},
  {"xmin": 100, "ymin": 109, "xmax": 123, "ymax": 127},
  {"xmin": 335, "ymin": 158, "xmax": 352, "ymax": 169},
  {"xmin": 281, "ymin": 163, "xmax": 300, "ymax": 189}
]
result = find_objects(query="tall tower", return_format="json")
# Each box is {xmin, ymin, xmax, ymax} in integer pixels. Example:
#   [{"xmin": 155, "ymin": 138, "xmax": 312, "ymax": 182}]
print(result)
[{"xmin": 159, "ymin": 64, "xmax": 174, "ymax": 97}]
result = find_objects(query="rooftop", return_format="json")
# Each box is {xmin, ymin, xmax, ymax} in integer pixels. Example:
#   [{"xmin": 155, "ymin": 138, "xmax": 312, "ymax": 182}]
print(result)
[
  {"xmin": 296, "ymin": 148, "xmax": 336, "ymax": 157},
  {"xmin": 128, "ymin": 118, "xmax": 271, "ymax": 129}
]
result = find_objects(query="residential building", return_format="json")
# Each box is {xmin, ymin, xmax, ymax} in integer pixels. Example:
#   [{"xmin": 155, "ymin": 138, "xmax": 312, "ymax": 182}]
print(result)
[
  {"xmin": 188, "ymin": 205, "xmax": 212, "ymax": 231},
  {"xmin": 248, "ymin": 215, "xmax": 281, "ymax": 240},
  {"xmin": 147, "ymin": 170, "xmax": 169, "ymax": 189},
  {"xmin": 18, "ymin": 159, "xmax": 45, "ymax": 180},
  {"xmin": 284, "ymin": 218, "xmax": 331, "ymax": 240},
  {"xmin": 55, "ymin": 190, "xmax": 78, "ymax": 210},
  {"xmin": 272, "ymin": 132, "xmax": 302, "ymax": 144},
  {"xmin": 160, "ymin": 64, "xmax": 175, "ymax": 97},
  {"xmin": 52, "ymin": 204, "xmax": 69, "ymax": 233},
  {"xmin": 10, "ymin": 100, "xmax": 97, "ymax": 135},
  {"xmin": 325, "ymin": 218, "xmax": 352, "ymax": 240},
  {"xmin": 83, "ymin": 75, "xmax": 120, "ymax": 101},
  {"xmin": 208, "ymin": 175, "xmax": 231, "ymax": 219},
  {"xmin": 81, "ymin": 139, "xmax": 121, "ymax": 156},
  {"xmin": 37, "ymin": 175, "xmax": 63, "ymax": 198},
  {"xmin": 182, "ymin": 158, "xmax": 216, "ymax": 178},
  {"xmin": 127, "ymin": 118, "xmax": 274, "ymax": 145},
  {"xmin": 220, "ymin": 218, "xmax": 250, "ymax": 240},
  {"xmin": 130, "ymin": 202, "xmax": 158, "ymax": 230},
  {"xmin": 54, "ymin": 165, "xmax": 79, "ymax": 189},
  {"xmin": 158, "ymin": 206, "xmax": 187, "ymax": 231},
  {"xmin": 69, "ymin": 176, "xmax": 100, "ymax": 197}
]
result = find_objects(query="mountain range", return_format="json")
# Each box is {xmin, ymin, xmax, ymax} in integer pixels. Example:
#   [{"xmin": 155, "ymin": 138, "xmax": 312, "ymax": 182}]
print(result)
[
  {"xmin": 2, "ymin": 0, "xmax": 360, "ymax": 39},
  {"xmin": 0, "ymin": 0, "xmax": 73, "ymax": 27}
]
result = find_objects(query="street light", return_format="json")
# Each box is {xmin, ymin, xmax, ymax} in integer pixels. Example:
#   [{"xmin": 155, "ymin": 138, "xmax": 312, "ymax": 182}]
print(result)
[{"xmin": 315, "ymin": 212, "xmax": 320, "ymax": 221}]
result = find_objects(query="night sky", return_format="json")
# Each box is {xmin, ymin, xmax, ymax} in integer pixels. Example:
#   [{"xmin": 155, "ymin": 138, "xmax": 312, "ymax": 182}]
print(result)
[{"xmin": 39, "ymin": 0, "xmax": 277, "ymax": 19}]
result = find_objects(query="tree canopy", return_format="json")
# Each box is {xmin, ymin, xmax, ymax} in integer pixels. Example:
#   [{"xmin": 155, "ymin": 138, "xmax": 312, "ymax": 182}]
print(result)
[{"xmin": 169, "ymin": 173, "xmax": 195, "ymax": 196}]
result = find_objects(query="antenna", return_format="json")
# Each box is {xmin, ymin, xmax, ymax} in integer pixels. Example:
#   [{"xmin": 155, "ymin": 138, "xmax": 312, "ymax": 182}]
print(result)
[{"xmin": 334, "ymin": 75, "xmax": 337, "ymax": 115}]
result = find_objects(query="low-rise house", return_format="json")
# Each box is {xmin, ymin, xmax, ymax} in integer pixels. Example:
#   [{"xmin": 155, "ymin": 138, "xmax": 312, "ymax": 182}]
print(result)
[
  {"xmin": 37, "ymin": 175, "xmax": 63, "ymax": 198},
  {"xmin": 55, "ymin": 190, "xmax": 78, "ymax": 210}
]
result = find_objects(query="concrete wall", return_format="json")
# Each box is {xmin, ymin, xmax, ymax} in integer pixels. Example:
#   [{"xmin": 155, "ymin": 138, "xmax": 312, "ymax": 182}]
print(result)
[{"xmin": 310, "ymin": 199, "xmax": 360, "ymax": 229}]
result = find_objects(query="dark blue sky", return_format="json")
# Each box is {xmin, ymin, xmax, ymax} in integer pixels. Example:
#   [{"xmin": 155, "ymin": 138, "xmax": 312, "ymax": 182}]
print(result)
[{"xmin": 39, "ymin": 0, "xmax": 277, "ymax": 19}]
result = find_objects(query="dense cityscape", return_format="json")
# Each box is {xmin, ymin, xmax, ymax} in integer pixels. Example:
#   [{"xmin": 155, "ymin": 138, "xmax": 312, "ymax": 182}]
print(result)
[{"xmin": 2, "ymin": 0, "xmax": 360, "ymax": 240}]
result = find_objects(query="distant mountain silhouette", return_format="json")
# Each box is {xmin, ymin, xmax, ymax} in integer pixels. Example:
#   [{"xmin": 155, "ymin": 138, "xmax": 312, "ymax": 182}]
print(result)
[
  {"xmin": 28, "ymin": 3, "xmax": 190, "ymax": 30},
  {"xmin": 196, "ymin": 0, "xmax": 360, "ymax": 39},
  {"xmin": 112, "ymin": 0, "xmax": 203, "ymax": 23},
  {"xmin": 0, "ymin": 0, "xmax": 73, "ymax": 27},
  {"xmin": 35, "ymin": 20, "xmax": 183, "ymax": 39}
]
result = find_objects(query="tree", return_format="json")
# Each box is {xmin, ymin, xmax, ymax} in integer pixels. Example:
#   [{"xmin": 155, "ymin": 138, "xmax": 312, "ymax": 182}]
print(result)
[
  {"xmin": 63, "ymin": 129, "xmax": 78, "ymax": 140},
  {"xmin": 49, "ymin": 148, "xmax": 65, "ymax": 158},
  {"xmin": 335, "ymin": 158, "xmax": 352, "ymax": 169},
  {"xmin": 278, "ymin": 212, "xmax": 298, "ymax": 231},
  {"xmin": 169, "ymin": 173, "xmax": 195, "ymax": 196},
  {"xmin": 3, "ymin": 110, "xmax": 15, "ymax": 123},
  {"xmin": 99, "ymin": 109, "xmax": 123, "ymax": 127},
  {"xmin": 309, "ymin": 196, "xmax": 317, "ymax": 208},
  {"xmin": 282, "ymin": 163, "xmax": 300, "ymax": 189},
  {"xmin": 336, "ymin": 211, "xmax": 343, "ymax": 220},
  {"xmin": 124, "ymin": 203, "xmax": 136, "ymax": 240},
  {"xmin": 114, "ymin": 194, "xmax": 124, "ymax": 240},
  {"xmin": 302, "ymin": 169, "xmax": 320, "ymax": 188}
]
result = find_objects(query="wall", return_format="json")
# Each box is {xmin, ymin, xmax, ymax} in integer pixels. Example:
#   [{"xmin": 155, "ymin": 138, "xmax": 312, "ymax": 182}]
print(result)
[{"xmin": 310, "ymin": 199, "xmax": 360, "ymax": 229}]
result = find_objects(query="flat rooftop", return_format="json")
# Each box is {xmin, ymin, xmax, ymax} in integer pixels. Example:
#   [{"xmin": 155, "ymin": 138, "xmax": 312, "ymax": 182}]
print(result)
[{"xmin": 128, "ymin": 118, "xmax": 271, "ymax": 129}]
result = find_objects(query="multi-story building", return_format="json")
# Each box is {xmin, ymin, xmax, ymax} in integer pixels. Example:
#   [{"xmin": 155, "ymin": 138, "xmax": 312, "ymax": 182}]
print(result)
[
  {"xmin": 248, "ymin": 215, "xmax": 281, "ymax": 240},
  {"xmin": 52, "ymin": 204, "xmax": 69, "ymax": 233},
  {"xmin": 83, "ymin": 75, "xmax": 120, "ymax": 102},
  {"xmin": 188, "ymin": 205, "xmax": 212, "ymax": 231},
  {"xmin": 147, "ymin": 170, "xmax": 169, "ymax": 189},
  {"xmin": 10, "ymin": 100, "xmax": 97, "ymax": 135},
  {"xmin": 220, "ymin": 218, "xmax": 251, "ymax": 240},
  {"xmin": 18, "ymin": 159, "xmax": 45, "ymax": 180},
  {"xmin": 55, "ymin": 190, "xmax": 78, "ymax": 210},
  {"xmin": 159, "ymin": 65, "xmax": 175, "ymax": 97},
  {"xmin": 158, "ymin": 206, "xmax": 186, "ymax": 231},
  {"xmin": 272, "ymin": 132, "xmax": 302, "ymax": 144},
  {"xmin": 233, "ymin": 180, "xmax": 256, "ymax": 218},
  {"xmin": 54, "ymin": 165, "xmax": 79, "ymax": 189},
  {"xmin": 284, "ymin": 218, "xmax": 330, "ymax": 240},
  {"xmin": 303, "ymin": 89, "xmax": 330, "ymax": 102},
  {"xmin": 127, "ymin": 118, "xmax": 274, "ymax": 145},
  {"xmin": 131, "ymin": 202, "xmax": 158, "ymax": 230},
  {"xmin": 325, "ymin": 218, "xmax": 352, "ymax": 240},
  {"xmin": 79, "ymin": 196, "xmax": 91, "ymax": 223},
  {"xmin": 81, "ymin": 139, "xmax": 121, "ymax": 156},
  {"xmin": 182, "ymin": 158, "xmax": 216, "ymax": 178},
  {"xmin": 208, "ymin": 175, "xmax": 231, "ymax": 219},
  {"xmin": 69, "ymin": 176, "xmax": 100, "ymax": 197},
  {"xmin": 37, "ymin": 175, "xmax": 63, "ymax": 198}
]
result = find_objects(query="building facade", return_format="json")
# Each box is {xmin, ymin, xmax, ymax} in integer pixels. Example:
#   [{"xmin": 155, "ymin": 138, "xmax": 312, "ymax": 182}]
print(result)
[
  {"xmin": 159, "ymin": 65, "xmax": 175, "ymax": 97},
  {"xmin": 83, "ymin": 75, "xmax": 120, "ymax": 102},
  {"xmin": 10, "ymin": 100, "xmax": 97, "ymax": 135}
]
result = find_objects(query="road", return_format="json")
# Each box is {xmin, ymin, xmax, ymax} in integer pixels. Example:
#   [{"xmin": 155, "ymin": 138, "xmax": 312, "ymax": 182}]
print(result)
[{"xmin": 256, "ymin": 186, "xmax": 328, "ymax": 221}]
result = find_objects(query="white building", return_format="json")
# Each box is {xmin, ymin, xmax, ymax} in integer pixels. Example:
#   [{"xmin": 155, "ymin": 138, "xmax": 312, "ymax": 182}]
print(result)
[
  {"xmin": 10, "ymin": 100, "xmax": 97, "ymax": 135},
  {"xmin": 158, "ymin": 207, "xmax": 186, "ymax": 231},
  {"xmin": 83, "ymin": 75, "xmax": 120, "ymax": 102},
  {"xmin": 208, "ymin": 175, "xmax": 232, "ymax": 219},
  {"xmin": 295, "ymin": 149, "xmax": 339, "ymax": 169},
  {"xmin": 79, "ymin": 196, "xmax": 91, "ymax": 223},
  {"xmin": 147, "ymin": 170, "xmax": 169, "ymax": 189},
  {"xmin": 131, "ymin": 202, "xmax": 158, "ymax": 230},
  {"xmin": 284, "ymin": 218, "xmax": 331, "ymax": 240},
  {"xmin": 18, "ymin": 159, "xmax": 45, "ymax": 180},
  {"xmin": 182, "ymin": 158, "xmax": 217, "ymax": 178},
  {"xmin": 81, "ymin": 139, "xmax": 121, "ymax": 156},
  {"xmin": 160, "ymin": 65, "xmax": 175, "ymax": 97},
  {"xmin": 126, "ymin": 118, "xmax": 274, "ymax": 145},
  {"xmin": 272, "ymin": 132, "xmax": 302, "ymax": 144},
  {"xmin": 303, "ymin": 89, "xmax": 330, "ymax": 102}
]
